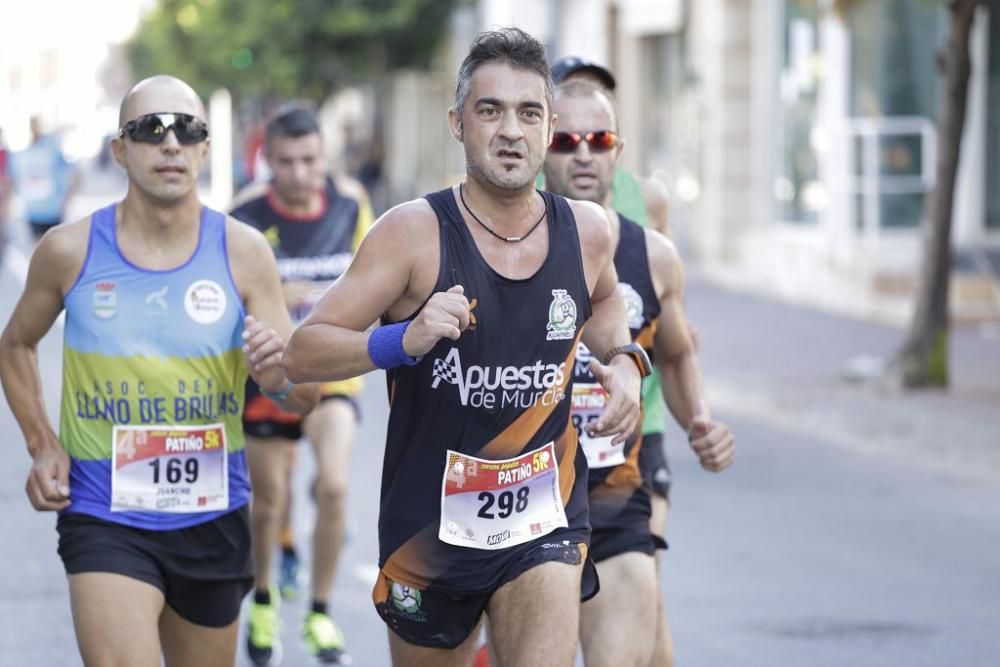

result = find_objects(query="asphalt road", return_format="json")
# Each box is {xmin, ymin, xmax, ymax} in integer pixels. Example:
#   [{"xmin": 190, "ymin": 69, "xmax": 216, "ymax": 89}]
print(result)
[{"xmin": 1, "ymin": 171, "xmax": 998, "ymax": 665}]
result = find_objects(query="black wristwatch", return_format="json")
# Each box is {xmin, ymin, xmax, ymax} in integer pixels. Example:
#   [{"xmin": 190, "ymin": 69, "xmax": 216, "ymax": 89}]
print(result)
[{"xmin": 602, "ymin": 342, "xmax": 653, "ymax": 378}]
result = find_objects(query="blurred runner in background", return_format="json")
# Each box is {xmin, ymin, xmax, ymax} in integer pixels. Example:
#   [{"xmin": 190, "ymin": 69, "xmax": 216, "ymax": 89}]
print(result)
[
  {"xmin": 231, "ymin": 100, "xmax": 372, "ymax": 667},
  {"xmin": 9, "ymin": 116, "xmax": 80, "ymax": 241}
]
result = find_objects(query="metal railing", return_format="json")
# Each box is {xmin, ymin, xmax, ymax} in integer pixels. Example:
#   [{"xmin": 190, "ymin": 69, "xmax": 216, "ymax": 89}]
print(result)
[{"xmin": 843, "ymin": 115, "xmax": 936, "ymax": 244}]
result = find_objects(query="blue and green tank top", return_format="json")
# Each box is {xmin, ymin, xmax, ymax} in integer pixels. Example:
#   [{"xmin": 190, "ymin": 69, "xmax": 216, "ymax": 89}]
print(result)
[{"xmin": 60, "ymin": 204, "xmax": 250, "ymax": 529}]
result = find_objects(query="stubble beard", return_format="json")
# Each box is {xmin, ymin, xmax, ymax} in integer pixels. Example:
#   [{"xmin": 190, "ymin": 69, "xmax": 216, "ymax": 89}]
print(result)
[
  {"xmin": 466, "ymin": 150, "xmax": 541, "ymax": 193},
  {"xmin": 548, "ymin": 170, "xmax": 608, "ymax": 205}
]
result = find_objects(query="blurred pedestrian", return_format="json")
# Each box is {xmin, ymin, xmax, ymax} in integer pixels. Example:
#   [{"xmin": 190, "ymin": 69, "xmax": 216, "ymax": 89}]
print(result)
[
  {"xmin": 9, "ymin": 116, "xmax": 80, "ymax": 241},
  {"xmin": 0, "ymin": 75, "xmax": 317, "ymax": 667},
  {"xmin": 0, "ymin": 128, "xmax": 11, "ymax": 255}
]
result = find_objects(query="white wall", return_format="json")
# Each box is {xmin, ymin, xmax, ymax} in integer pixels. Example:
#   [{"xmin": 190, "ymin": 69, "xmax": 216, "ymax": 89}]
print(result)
[
  {"xmin": 478, "ymin": 0, "xmax": 552, "ymax": 39},
  {"xmin": 555, "ymin": 0, "xmax": 609, "ymax": 65}
]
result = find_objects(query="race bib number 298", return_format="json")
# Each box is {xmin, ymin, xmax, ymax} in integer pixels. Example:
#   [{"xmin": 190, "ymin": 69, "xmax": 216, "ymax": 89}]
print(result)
[
  {"xmin": 111, "ymin": 424, "xmax": 229, "ymax": 513},
  {"xmin": 439, "ymin": 442, "xmax": 568, "ymax": 550}
]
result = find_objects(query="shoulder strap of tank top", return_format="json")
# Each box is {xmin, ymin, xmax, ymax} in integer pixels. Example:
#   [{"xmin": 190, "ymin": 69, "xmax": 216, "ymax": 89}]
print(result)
[
  {"xmin": 616, "ymin": 213, "xmax": 659, "ymax": 320},
  {"xmin": 86, "ymin": 203, "xmax": 118, "ymax": 259},
  {"xmin": 541, "ymin": 190, "xmax": 585, "ymax": 257},
  {"xmin": 202, "ymin": 205, "xmax": 224, "ymax": 234},
  {"xmin": 423, "ymin": 187, "xmax": 459, "ymax": 226},
  {"xmin": 72, "ymin": 204, "xmax": 116, "ymax": 288},
  {"xmin": 615, "ymin": 214, "xmax": 646, "ymax": 262},
  {"xmin": 91, "ymin": 202, "xmax": 116, "ymax": 228}
]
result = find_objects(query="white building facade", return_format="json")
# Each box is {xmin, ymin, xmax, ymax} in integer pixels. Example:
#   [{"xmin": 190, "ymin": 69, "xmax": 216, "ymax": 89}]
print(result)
[{"xmin": 394, "ymin": 0, "xmax": 1000, "ymax": 324}]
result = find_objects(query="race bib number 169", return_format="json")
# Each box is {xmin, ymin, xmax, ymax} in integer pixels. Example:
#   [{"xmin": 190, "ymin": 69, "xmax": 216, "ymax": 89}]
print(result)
[{"xmin": 111, "ymin": 424, "xmax": 229, "ymax": 513}]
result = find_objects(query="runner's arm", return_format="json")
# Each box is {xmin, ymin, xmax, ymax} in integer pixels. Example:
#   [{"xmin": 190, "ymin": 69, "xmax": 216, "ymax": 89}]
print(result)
[
  {"xmin": 0, "ymin": 225, "xmax": 86, "ymax": 456},
  {"xmin": 0, "ymin": 224, "xmax": 87, "ymax": 509},
  {"xmin": 331, "ymin": 173, "xmax": 374, "ymax": 252},
  {"xmin": 574, "ymin": 201, "xmax": 641, "ymax": 444},
  {"xmin": 648, "ymin": 231, "xmax": 734, "ymax": 471},
  {"xmin": 283, "ymin": 200, "xmax": 448, "ymax": 383},
  {"xmin": 575, "ymin": 202, "xmax": 631, "ymax": 362},
  {"xmin": 648, "ymin": 231, "xmax": 702, "ymax": 428},
  {"xmin": 227, "ymin": 219, "xmax": 318, "ymax": 414},
  {"xmin": 641, "ymin": 176, "xmax": 671, "ymax": 238}
]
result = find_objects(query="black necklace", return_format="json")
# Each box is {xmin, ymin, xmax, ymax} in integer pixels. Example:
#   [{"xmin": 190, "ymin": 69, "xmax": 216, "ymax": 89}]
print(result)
[{"xmin": 459, "ymin": 183, "xmax": 546, "ymax": 243}]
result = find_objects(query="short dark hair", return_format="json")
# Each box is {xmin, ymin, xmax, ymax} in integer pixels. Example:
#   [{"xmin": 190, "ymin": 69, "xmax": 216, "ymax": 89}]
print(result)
[
  {"xmin": 454, "ymin": 27, "xmax": 553, "ymax": 117},
  {"xmin": 265, "ymin": 101, "xmax": 320, "ymax": 145}
]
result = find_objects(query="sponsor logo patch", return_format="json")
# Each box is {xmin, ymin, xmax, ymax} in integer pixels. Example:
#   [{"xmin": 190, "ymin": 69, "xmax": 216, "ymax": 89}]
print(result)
[
  {"xmin": 389, "ymin": 582, "xmax": 422, "ymax": 615},
  {"xmin": 184, "ymin": 280, "xmax": 226, "ymax": 325},
  {"xmin": 546, "ymin": 289, "xmax": 577, "ymax": 341},
  {"xmin": 92, "ymin": 281, "xmax": 117, "ymax": 319},
  {"xmin": 431, "ymin": 348, "xmax": 566, "ymax": 410},
  {"xmin": 618, "ymin": 282, "xmax": 644, "ymax": 330}
]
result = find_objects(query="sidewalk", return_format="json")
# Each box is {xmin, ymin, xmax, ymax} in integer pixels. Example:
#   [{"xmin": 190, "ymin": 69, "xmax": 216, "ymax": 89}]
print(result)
[{"xmin": 685, "ymin": 271, "xmax": 1000, "ymax": 486}]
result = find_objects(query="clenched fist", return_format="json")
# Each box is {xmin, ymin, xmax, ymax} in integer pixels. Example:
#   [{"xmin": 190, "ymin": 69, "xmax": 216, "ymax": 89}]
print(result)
[
  {"xmin": 688, "ymin": 415, "xmax": 735, "ymax": 472},
  {"xmin": 402, "ymin": 285, "xmax": 472, "ymax": 357}
]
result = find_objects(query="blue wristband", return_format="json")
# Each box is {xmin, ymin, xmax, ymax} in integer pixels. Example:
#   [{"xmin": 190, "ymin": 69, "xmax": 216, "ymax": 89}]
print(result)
[
  {"xmin": 368, "ymin": 321, "xmax": 421, "ymax": 369},
  {"xmin": 262, "ymin": 380, "xmax": 294, "ymax": 403}
]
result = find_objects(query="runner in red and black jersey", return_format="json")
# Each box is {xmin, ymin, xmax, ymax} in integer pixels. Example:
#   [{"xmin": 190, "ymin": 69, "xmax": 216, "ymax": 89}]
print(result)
[
  {"xmin": 231, "ymin": 102, "xmax": 373, "ymax": 666},
  {"xmin": 543, "ymin": 80, "xmax": 735, "ymax": 667},
  {"xmin": 284, "ymin": 28, "xmax": 647, "ymax": 667}
]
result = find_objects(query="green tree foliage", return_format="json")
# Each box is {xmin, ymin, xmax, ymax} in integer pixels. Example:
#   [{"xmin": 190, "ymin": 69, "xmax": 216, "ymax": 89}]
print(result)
[{"xmin": 128, "ymin": 0, "xmax": 462, "ymax": 101}]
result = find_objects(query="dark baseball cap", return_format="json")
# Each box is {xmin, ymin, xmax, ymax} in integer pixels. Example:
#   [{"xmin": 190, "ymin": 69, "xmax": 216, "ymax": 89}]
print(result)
[{"xmin": 550, "ymin": 56, "xmax": 617, "ymax": 90}]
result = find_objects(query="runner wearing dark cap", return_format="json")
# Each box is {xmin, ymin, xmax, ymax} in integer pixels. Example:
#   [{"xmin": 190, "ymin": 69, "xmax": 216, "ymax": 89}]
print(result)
[
  {"xmin": 544, "ymin": 78, "xmax": 734, "ymax": 667},
  {"xmin": 550, "ymin": 56, "xmax": 618, "ymax": 91}
]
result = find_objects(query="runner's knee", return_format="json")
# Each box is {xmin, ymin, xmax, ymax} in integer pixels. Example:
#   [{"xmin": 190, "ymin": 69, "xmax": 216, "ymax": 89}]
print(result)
[
  {"xmin": 313, "ymin": 476, "xmax": 348, "ymax": 511},
  {"xmin": 250, "ymin": 481, "xmax": 287, "ymax": 516}
]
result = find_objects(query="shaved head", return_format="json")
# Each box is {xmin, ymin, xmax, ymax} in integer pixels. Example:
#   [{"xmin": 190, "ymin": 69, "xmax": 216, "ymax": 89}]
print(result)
[
  {"xmin": 554, "ymin": 80, "xmax": 619, "ymax": 132},
  {"xmin": 119, "ymin": 75, "xmax": 206, "ymax": 127}
]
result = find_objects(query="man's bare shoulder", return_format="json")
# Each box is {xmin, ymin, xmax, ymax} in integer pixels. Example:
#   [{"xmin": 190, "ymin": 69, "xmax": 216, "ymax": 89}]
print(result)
[
  {"xmin": 33, "ymin": 216, "xmax": 93, "ymax": 286},
  {"xmin": 360, "ymin": 197, "xmax": 438, "ymax": 252},
  {"xmin": 644, "ymin": 227, "xmax": 683, "ymax": 295},
  {"xmin": 229, "ymin": 180, "xmax": 269, "ymax": 210},
  {"xmin": 331, "ymin": 173, "xmax": 370, "ymax": 205},
  {"xmin": 225, "ymin": 215, "xmax": 275, "ymax": 265},
  {"xmin": 566, "ymin": 198, "xmax": 613, "ymax": 253},
  {"xmin": 640, "ymin": 176, "xmax": 669, "ymax": 209},
  {"xmin": 640, "ymin": 176, "xmax": 670, "ymax": 236}
]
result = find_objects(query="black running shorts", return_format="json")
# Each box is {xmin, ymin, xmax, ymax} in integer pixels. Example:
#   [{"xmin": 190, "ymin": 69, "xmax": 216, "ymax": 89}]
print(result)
[
  {"xmin": 638, "ymin": 433, "xmax": 672, "ymax": 501},
  {"xmin": 373, "ymin": 539, "xmax": 599, "ymax": 649},
  {"xmin": 56, "ymin": 506, "xmax": 253, "ymax": 627},
  {"xmin": 589, "ymin": 523, "xmax": 667, "ymax": 563},
  {"xmin": 243, "ymin": 380, "xmax": 360, "ymax": 441}
]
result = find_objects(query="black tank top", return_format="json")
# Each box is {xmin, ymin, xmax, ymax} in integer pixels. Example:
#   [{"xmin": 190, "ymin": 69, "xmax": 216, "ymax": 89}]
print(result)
[
  {"xmin": 233, "ymin": 179, "xmax": 365, "ymax": 400},
  {"xmin": 378, "ymin": 188, "xmax": 593, "ymax": 593},
  {"xmin": 231, "ymin": 178, "xmax": 361, "ymax": 285},
  {"xmin": 573, "ymin": 214, "xmax": 660, "ymax": 531}
]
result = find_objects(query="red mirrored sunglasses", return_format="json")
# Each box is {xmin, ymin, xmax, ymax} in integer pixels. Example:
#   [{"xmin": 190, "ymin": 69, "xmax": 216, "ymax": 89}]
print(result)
[{"xmin": 549, "ymin": 130, "xmax": 619, "ymax": 153}]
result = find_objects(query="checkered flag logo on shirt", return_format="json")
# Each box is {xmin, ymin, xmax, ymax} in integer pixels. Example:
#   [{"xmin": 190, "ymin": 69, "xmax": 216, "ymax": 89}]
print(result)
[{"xmin": 432, "ymin": 348, "xmax": 462, "ymax": 389}]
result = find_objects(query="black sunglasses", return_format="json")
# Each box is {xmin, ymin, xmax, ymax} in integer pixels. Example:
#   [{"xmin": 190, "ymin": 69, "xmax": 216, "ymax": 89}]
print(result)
[
  {"xmin": 549, "ymin": 130, "xmax": 619, "ymax": 154},
  {"xmin": 118, "ymin": 113, "xmax": 209, "ymax": 145}
]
